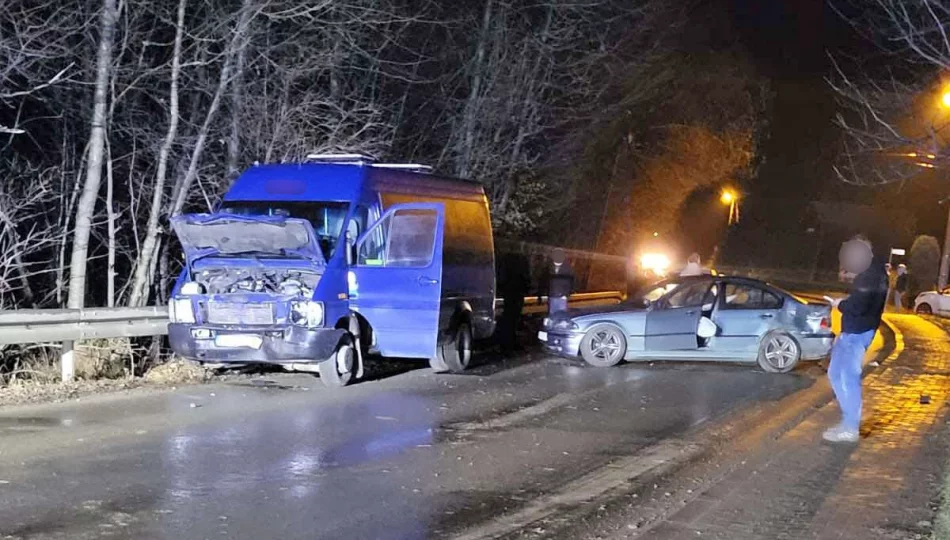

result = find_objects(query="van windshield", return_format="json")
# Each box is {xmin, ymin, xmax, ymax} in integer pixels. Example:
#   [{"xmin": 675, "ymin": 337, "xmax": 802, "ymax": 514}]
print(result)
[{"xmin": 219, "ymin": 201, "xmax": 350, "ymax": 261}]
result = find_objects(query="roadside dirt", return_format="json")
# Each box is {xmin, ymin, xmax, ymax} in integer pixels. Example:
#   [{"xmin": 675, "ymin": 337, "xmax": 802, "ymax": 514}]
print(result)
[{"xmin": 0, "ymin": 358, "xmax": 213, "ymax": 408}]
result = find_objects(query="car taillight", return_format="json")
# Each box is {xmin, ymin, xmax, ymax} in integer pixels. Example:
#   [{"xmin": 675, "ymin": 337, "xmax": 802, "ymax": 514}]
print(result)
[{"xmin": 820, "ymin": 317, "xmax": 830, "ymax": 330}]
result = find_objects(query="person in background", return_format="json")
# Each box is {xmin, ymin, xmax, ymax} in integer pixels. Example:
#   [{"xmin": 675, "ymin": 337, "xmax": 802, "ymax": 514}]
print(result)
[
  {"xmin": 680, "ymin": 253, "xmax": 704, "ymax": 277},
  {"xmin": 824, "ymin": 235, "xmax": 888, "ymax": 443},
  {"xmin": 545, "ymin": 248, "xmax": 574, "ymax": 316},
  {"xmin": 894, "ymin": 264, "xmax": 908, "ymax": 310},
  {"xmin": 496, "ymin": 252, "xmax": 531, "ymax": 352},
  {"xmin": 626, "ymin": 256, "xmax": 646, "ymax": 301},
  {"xmin": 884, "ymin": 263, "xmax": 895, "ymax": 306}
]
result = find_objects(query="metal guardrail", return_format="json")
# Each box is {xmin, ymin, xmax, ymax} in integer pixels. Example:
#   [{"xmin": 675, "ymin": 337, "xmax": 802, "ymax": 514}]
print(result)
[
  {"xmin": 0, "ymin": 293, "xmax": 626, "ymax": 382},
  {"xmin": 494, "ymin": 291, "xmax": 625, "ymax": 309},
  {"xmin": 0, "ymin": 292, "xmax": 625, "ymax": 349},
  {"xmin": 0, "ymin": 307, "xmax": 168, "ymax": 346},
  {"xmin": 495, "ymin": 291, "xmax": 625, "ymax": 315}
]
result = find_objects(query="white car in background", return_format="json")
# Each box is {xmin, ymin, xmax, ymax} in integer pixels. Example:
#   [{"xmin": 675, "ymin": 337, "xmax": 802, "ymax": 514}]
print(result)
[{"xmin": 914, "ymin": 289, "xmax": 950, "ymax": 315}]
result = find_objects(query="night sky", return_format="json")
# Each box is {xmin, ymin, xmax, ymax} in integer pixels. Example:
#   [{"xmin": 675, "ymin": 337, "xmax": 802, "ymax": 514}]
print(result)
[{"xmin": 724, "ymin": 0, "xmax": 946, "ymax": 266}]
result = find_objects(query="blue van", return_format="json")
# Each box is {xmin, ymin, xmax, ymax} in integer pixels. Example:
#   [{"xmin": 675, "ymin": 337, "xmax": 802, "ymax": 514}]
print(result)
[{"xmin": 167, "ymin": 155, "xmax": 495, "ymax": 387}]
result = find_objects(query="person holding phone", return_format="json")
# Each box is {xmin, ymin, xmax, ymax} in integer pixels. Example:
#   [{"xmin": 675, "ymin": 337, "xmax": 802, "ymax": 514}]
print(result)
[{"xmin": 823, "ymin": 235, "xmax": 888, "ymax": 443}]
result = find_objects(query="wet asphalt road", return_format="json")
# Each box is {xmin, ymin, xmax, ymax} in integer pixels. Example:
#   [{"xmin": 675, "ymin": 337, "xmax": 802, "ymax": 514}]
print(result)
[{"xmin": 0, "ymin": 351, "xmax": 817, "ymax": 540}]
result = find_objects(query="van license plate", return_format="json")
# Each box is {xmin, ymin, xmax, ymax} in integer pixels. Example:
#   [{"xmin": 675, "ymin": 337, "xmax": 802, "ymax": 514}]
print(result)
[
  {"xmin": 537, "ymin": 331, "xmax": 548, "ymax": 342},
  {"xmin": 215, "ymin": 334, "xmax": 263, "ymax": 349}
]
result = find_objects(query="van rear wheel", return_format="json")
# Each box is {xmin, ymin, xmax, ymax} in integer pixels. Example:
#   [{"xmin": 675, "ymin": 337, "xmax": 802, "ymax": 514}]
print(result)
[
  {"xmin": 318, "ymin": 338, "xmax": 355, "ymax": 388},
  {"xmin": 431, "ymin": 322, "xmax": 473, "ymax": 373}
]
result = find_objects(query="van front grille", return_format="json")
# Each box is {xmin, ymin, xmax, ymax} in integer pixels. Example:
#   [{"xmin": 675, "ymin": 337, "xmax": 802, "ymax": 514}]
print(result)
[{"xmin": 206, "ymin": 302, "xmax": 275, "ymax": 325}]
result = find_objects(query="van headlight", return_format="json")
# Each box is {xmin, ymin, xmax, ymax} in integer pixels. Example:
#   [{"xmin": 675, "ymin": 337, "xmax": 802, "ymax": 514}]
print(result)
[
  {"xmin": 290, "ymin": 300, "xmax": 324, "ymax": 328},
  {"xmin": 179, "ymin": 281, "xmax": 204, "ymax": 295},
  {"xmin": 169, "ymin": 298, "xmax": 196, "ymax": 324}
]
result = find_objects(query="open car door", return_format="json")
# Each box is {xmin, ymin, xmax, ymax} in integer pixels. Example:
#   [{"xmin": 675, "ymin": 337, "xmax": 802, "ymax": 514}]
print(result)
[
  {"xmin": 645, "ymin": 280, "xmax": 717, "ymax": 351},
  {"xmin": 349, "ymin": 203, "xmax": 445, "ymax": 359}
]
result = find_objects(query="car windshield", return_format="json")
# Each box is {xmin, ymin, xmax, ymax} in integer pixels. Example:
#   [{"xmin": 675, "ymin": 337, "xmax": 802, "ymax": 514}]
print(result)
[{"xmin": 219, "ymin": 201, "xmax": 349, "ymax": 261}]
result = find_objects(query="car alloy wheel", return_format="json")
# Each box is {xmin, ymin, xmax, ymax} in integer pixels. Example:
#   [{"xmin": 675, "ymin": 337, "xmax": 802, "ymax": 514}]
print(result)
[
  {"xmin": 758, "ymin": 332, "xmax": 800, "ymax": 373},
  {"xmin": 580, "ymin": 324, "xmax": 627, "ymax": 367}
]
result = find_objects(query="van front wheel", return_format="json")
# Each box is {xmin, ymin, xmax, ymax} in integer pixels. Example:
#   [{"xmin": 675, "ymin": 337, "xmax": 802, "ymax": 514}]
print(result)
[
  {"xmin": 431, "ymin": 322, "xmax": 473, "ymax": 373},
  {"xmin": 318, "ymin": 338, "xmax": 355, "ymax": 388}
]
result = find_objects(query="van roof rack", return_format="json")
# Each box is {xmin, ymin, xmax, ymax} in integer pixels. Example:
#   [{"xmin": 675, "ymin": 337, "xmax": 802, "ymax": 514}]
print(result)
[
  {"xmin": 305, "ymin": 153, "xmax": 377, "ymax": 165},
  {"xmin": 372, "ymin": 163, "xmax": 434, "ymax": 174}
]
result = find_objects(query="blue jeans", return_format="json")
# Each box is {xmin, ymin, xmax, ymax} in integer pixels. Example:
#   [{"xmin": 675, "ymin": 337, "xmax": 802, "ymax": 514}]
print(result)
[{"xmin": 828, "ymin": 329, "xmax": 876, "ymax": 431}]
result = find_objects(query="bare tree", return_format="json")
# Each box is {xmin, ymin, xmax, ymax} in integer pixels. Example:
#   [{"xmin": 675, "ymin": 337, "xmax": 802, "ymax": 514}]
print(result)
[
  {"xmin": 436, "ymin": 0, "xmax": 670, "ymax": 236},
  {"xmin": 168, "ymin": 0, "xmax": 255, "ymax": 217},
  {"xmin": 66, "ymin": 0, "xmax": 118, "ymax": 309},
  {"xmin": 0, "ymin": 1, "xmax": 78, "ymax": 136},
  {"xmin": 127, "ymin": 0, "xmax": 187, "ymax": 307},
  {"xmin": 0, "ymin": 160, "xmax": 64, "ymax": 309},
  {"xmin": 830, "ymin": 0, "xmax": 950, "ymax": 185}
]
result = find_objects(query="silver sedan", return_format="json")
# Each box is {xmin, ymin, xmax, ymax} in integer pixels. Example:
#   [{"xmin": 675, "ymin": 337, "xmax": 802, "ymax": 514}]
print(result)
[{"xmin": 539, "ymin": 275, "xmax": 834, "ymax": 373}]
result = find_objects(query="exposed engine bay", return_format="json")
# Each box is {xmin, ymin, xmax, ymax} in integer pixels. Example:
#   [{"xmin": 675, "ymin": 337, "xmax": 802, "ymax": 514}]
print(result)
[{"xmin": 193, "ymin": 266, "xmax": 320, "ymax": 297}]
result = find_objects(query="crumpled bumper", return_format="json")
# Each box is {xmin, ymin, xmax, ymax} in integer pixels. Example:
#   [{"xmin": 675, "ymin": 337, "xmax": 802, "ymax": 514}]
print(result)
[
  {"xmin": 538, "ymin": 330, "xmax": 583, "ymax": 357},
  {"xmin": 799, "ymin": 334, "xmax": 835, "ymax": 361},
  {"xmin": 169, "ymin": 323, "xmax": 346, "ymax": 363}
]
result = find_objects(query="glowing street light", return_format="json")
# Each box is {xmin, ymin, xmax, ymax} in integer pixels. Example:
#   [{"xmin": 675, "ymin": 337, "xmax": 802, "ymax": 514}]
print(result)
[
  {"xmin": 941, "ymin": 90, "xmax": 950, "ymax": 109},
  {"xmin": 720, "ymin": 188, "xmax": 740, "ymax": 225}
]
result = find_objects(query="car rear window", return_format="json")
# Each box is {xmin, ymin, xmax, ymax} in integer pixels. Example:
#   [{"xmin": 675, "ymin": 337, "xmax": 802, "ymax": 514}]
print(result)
[{"xmin": 723, "ymin": 283, "xmax": 783, "ymax": 310}]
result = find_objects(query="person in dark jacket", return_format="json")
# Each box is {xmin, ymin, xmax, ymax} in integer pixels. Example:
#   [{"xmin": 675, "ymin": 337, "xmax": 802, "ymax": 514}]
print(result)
[
  {"xmin": 626, "ymin": 256, "xmax": 647, "ymax": 302},
  {"xmin": 824, "ymin": 235, "xmax": 888, "ymax": 443},
  {"xmin": 544, "ymin": 248, "xmax": 574, "ymax": 316},
  {"xmin": 497, "ymin": 252, "xmax": 531, "ymax": 351},
  {"xmin": 894, "ymin": 264, "xmax": 908, "ymax": 310}
]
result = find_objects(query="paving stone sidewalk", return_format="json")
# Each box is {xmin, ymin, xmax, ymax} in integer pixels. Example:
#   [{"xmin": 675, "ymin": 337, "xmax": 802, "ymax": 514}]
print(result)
[{"xmin": 639, "ymin": 315, "xmax": 950, "ymax": 540}]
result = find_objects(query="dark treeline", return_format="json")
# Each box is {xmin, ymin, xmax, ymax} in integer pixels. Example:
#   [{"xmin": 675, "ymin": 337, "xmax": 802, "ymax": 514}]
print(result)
[{"xmin": 0, "ymin": 0, "xmax": 769, "ymax": 310}]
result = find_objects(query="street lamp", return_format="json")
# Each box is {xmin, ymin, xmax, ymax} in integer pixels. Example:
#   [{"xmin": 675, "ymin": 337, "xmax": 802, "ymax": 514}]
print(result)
[
  {"xmin": 904, "ymin": 150, "xmax": 950, "ymax": 288},
  {"xmin": 721, "ymin": 188, "xmax": 739, "ymax": 225},
  {"xmin": 941, "ymin": 90, "xmax": 950, "ymax": 109}
]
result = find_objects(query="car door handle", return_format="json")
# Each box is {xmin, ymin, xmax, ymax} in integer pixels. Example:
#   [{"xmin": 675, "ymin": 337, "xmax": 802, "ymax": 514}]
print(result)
[
  {"xmin": 685, "ymin": 310, "xmax": 697, "ymax": 315},
  {"xmin": 418, "ymin": 276, "xmax": 439, "ymax": 286},
  {"xmin": 759, "ymin": 313, "xmax": 774, "ymax": 319}
]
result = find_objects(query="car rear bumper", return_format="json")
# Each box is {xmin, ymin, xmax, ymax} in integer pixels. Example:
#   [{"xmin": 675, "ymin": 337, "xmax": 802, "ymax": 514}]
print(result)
[
  {"xmin": 538, "ymin": 330, "xmax": 583, "ymax": 357},
  {"xmin": 169, "ymin": 323, "xmax": 347, "ymax": 364},
  {"xmin": 799, "ymin": 334, "xmax": 834, "ymax": 360}
]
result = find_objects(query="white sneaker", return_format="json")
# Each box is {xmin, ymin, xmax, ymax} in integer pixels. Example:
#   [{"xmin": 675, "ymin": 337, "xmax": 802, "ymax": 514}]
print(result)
[{"xmin": 822, "ymin": 425, "xmax": 859, "ymax": 443}]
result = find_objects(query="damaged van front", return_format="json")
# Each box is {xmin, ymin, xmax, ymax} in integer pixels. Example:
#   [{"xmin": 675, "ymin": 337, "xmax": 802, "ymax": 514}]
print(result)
[{"xmin": 167, "ymin": 213, "xmax": 350, "ymax": 376}]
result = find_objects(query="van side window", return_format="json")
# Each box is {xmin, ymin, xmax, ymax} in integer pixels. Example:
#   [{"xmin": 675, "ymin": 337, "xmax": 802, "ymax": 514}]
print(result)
[{"xmin": 358, "ymin": 208, "xmax": 438, "ymax": 268}]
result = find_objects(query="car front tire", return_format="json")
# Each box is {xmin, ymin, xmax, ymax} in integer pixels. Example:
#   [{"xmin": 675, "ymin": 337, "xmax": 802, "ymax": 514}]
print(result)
[{"xmin": 579, "ymin": 324, "xmax": 627, "ymax": 367}]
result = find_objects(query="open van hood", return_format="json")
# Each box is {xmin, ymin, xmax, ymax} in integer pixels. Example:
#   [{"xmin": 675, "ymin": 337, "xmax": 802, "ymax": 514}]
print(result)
[{"xmin": 171, "ymin": 213, "xmax": 326, "ymax": 267}]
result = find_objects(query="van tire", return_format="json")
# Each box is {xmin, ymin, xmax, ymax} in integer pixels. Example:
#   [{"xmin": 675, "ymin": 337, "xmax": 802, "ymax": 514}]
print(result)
[
  {"xmin": 431, "ymin": 321, "xmax": 473, "ymax": 373},
  {"xmin": 318, "ymin": 338, "xmax": 355, "ymax": 388}
]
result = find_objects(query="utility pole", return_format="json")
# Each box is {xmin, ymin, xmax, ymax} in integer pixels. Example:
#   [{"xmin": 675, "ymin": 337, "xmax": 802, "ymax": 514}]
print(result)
[{"xmin": 939, "ymin": 200, "xmax": 950, "ymax": 289}]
